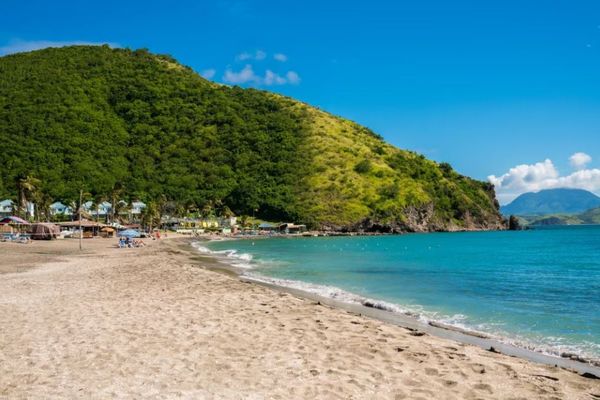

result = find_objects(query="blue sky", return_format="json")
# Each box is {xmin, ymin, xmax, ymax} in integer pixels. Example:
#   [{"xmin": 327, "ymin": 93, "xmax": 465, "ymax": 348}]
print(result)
[{"xmin": 1, "ymin": 0, "xmax": 599, "ymax": 203}]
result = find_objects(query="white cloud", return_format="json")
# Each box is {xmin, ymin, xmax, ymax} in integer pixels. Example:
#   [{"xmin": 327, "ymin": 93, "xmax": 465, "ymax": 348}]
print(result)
[
  {"xmin": 236, "ymin": 52, "xmax": 252, "ymax": 61},
  {"xmin": 285, "ymin": 71, "xmax": 300, "ymax": 84},
  {"xmin": 236, "ymin": 50, "xmax": 266, "ymax": 61},
  {"xmin": 489, "ymin": 157, "xmax": 600, "ymax": 204},
  {"xmin": 569, "ymin": 152, "xmax": 592, "ymax": 170},
  {"xmin": 223, "ymin": 65, "xmax": 301, "ymax": 86},
  {"xmin": 264, "ymin": 70, "xmax": 286, "ymax": 85},
  {"xmin": 273, "ymin": 53, "xmax": 288, "ymax": 62},
  {"xmin": 223, "ymin": 64, "xmax": 260, "ymax": 84},
  {"xmin": 255, "ymin": 50, "xmax": 266, "ymax": 60},
  {"xmin": 200, "ymin": 69, "xmax": 216, "ymax": 79},
  {"xmin": 0, "ymin": 39, "xmax": 119, "ymax": 56}
]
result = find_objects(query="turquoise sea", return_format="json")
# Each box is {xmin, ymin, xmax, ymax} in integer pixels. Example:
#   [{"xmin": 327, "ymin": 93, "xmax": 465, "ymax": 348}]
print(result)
[{"xmin": 198, "ymin": 225, "xmax": 600, "ymax": 362}]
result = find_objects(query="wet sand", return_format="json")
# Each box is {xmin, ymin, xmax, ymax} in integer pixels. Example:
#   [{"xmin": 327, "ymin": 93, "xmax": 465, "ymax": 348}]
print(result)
[{"xmin": 1, "ymin": 237, "xmax": 599, "ymax": 399}]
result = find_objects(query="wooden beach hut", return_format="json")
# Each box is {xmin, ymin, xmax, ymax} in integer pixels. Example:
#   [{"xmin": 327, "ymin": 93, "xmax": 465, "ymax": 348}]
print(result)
[
  {"xmin": 57, "ymin": 219, "xmax": 105, "ymax": 238},
  {"xmin": 278, "ymin": 223, "xmax": 307, "ymax": 234},
  {"xmin": 31, "ymin": 223, "xmax": 61, "ymax": 240},
  {"xmin": 258, "ymin": 222, "xmax": 277, "ymax": 232},
  {"xmin": 0, "ymin": 216, "xmax": 31, "ymax": 232},
  {"xmin": 100, "ymin": 226, "xmax": 115, "ymax": 238},
  {"xmin": 0, "ymin": 216, "xmax": 31, "ymax": 241}
]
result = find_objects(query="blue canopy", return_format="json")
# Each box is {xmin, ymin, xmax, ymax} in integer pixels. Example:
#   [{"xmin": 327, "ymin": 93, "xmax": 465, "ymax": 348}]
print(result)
[{"xmin": 119, "ymin": 229, "xmax": 140, "ymax": 238}]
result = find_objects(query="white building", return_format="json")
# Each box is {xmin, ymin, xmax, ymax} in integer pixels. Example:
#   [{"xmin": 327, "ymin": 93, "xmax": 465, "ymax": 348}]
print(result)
[
  {"xmin": 0, "ymin": 199, "xmax": 13, "ymax": 217},
  {"xmin": 49, "ymin": 201, "xmax": 73, "ymax": 216},
  {"xmin": 131, "ymin": 201, "xmax": 146, "ymax": 215},
  {"xmin": 83, "ymin": 201, "xmax": 112, "ymax": 217},
  {"xmin": 0, "ymin": 199, "xmax": 34, "ymax": 218}
]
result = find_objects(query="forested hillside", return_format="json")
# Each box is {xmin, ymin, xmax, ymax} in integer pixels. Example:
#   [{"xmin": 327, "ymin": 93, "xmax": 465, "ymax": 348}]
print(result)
[{"xmin": 0, "ymin": 46, "xmax": 504, "ymax": 231}]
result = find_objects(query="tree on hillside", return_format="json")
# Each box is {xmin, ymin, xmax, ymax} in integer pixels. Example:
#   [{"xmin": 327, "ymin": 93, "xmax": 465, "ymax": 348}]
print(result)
[
  {"xmin": 0, "ymin": 45, "xmax": 503, "ymax": 230},
  {"xmin": 221, "ymin": 205, "xmax": 234, "ymax": 218}
]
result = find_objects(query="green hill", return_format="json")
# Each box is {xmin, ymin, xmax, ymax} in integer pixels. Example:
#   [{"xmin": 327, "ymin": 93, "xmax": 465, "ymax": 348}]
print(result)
[
  {"xmin": 0, "ymin": 46, "xmax": 504, "ymax": 231},
  {"xmin": 521, "ymin": 207, "xmax": 600, "ymax": 226},
  {"xmin": 578, "ymin": 207, "xmax": 600, "ymax": 224}
]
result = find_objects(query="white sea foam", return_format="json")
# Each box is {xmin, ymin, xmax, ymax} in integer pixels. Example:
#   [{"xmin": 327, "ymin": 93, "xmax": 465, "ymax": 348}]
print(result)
[
  {"xmin": 191, "ymin": 241, "xmax": 255, "ymax": 269},
  {"xmin": 190, "ymin": 240, "xmax": 600, "ymax": 366},
  {"xmin": 245, "ymin": 272, "xmax": 600, "ymax": 365},
  {"xmin": 243, "ymin": 273, "xmax": 428, "ymax": 320}
]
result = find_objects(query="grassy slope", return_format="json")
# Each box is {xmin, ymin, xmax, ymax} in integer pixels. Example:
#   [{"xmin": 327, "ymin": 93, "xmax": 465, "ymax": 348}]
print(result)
[
  {"xmin": 523, "ymin": 207, "xmax": 600, "ymax": 226},
  {"xmin": 0, "ymin": 46, "xmax": 503, "ymax": 231},
  {"xmin": 579, "ymin": 207, "xmax": 600, "ymax": 224},
  {"xmin": 276, "ymin": 95, "xmax": 501, "ymax": 230}
]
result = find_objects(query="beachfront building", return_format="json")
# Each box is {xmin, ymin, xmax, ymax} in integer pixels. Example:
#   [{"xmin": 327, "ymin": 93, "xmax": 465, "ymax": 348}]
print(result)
[
  {"xmin": 278, "ymin": 223, "xmax": 307, "ymax": 234},
  {"xmin": 31, "ymin": 222, "xmax": 61, "ymax": 240},
  {"xmin": 0, "ymin": 199, "xmax": 13, "ymax": 217},
  {"xmin": 131, "ymin": 201, "xmax": 146, "ymax": 216},
  {"xmin": 57, "ymin": 219, "xmax": 106, "ymax": 238},
  {"xmin": 160, "ymin": 216, "xmax": 237, "ymax": 234},
  {"xmin": 49, "ymin": 201, "xmax": 73, "ymax": 217},
  {"xmin": 116, "ymin": 201, "xmax": 147, "ymax": 223},
  {"xmin": 0, "ymin": 199, "xmax": 34, "ymax": 219},
  {"xmin": 83, "ymin": 201, "xmax": 112, "ymax": 219},
  {"xmin": 0, "ymin": 215, "xmax": 31, "ymax": 236},
  {"xmin": 258, "ymin": 222, "xmax": 277, "ymax": 232},
  {"xmin": 225, "ymin": 216, "xmax": 237, "ymax": 227}
]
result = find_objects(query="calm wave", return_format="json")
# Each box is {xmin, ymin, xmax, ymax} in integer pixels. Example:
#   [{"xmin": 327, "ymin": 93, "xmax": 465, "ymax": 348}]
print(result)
[{"xmin": 201, "ymin": 226, "xmax": 600, "ymax": 363}]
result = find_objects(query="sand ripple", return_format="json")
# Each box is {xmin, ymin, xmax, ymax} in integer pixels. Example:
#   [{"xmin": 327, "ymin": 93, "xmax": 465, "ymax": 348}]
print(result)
[{"xmin": 1, "ymin": 239, "xmax": 599, "ymax": 399}]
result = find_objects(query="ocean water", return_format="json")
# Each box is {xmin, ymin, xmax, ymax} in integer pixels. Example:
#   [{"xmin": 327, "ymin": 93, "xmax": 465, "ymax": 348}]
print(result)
[{"xmin": 198, "ymin": 226, "xmax": 600, "ymax": 362}]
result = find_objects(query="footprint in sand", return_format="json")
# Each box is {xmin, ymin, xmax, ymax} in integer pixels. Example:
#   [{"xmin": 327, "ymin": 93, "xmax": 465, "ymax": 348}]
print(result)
[
  {"xmin": 472, "ymin": 383, "xmax": 493, "ymax": 394},
  {"xmin": 469, "ymin": 363, "xmax": 486, "ymax": 374}
]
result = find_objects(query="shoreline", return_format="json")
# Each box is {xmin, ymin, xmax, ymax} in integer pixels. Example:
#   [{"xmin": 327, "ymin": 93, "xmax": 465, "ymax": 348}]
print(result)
[
  {"xmin": 241, "ymin": 275, "xmax": 600, "ymax": 377},
  {"xmin": 191, "ymin": 236, "xmax": 600, "ymax": 377},
  {"xmin": 2, "ymin": 237, "xmax": 599, "ymax": 398}
]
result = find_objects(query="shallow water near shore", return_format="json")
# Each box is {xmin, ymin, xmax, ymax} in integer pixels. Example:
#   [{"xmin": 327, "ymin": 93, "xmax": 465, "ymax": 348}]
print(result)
[{"xmin": 200, "ymin": 225, "xmax": 600, "ymax": 364}]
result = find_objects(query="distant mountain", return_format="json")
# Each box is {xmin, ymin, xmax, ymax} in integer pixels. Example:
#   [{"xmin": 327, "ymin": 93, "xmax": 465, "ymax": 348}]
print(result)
[{"xmin": 500, "ymin": 188, "xmax": 600, "ymax": 216}]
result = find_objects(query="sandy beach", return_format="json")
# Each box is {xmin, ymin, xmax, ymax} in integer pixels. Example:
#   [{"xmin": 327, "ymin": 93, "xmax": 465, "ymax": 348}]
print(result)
[{"xmin": 1, "ymin": 237, "xmax": 599, "ymax": 399}]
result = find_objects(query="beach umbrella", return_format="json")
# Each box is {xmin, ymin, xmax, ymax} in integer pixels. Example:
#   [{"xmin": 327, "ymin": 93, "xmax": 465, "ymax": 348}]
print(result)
[{"xmin": 119, "ymin": 229, "xmax": 140, "ymax": 238}]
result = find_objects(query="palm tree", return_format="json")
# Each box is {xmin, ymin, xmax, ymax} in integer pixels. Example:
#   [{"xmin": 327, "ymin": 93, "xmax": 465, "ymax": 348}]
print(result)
[
  {"xmin": 141, "ymin": 201, "xmax": 160, "ymax": 232},
  {"xmin": 92, "ymin": 194, "xmax": 108, "ymax": 224},
  {"xmin": 15, "ymin": 175, "xmax": 41, "ymax": 219},
  {"xmin": 109, "ymin": 183, "xmax": 124, "ymax": 224},
  {"xmin": 33, "ymin": 191, "xmax": 53, "ymax": 222},
  {"xmin": 221, "ymin": 205, "xmax": 234, "ymax": 218},
  {"xmin": 201, "ymin": 201, "xmax": 214, "ymax": 218},
  {"xmin": 114, "ymin": 200, "xmax": 130, "ymax": 224},
  {"xmin": 175, "ymin": 203, "xmax": 186, "ymax": 218},
  {"xmin": 66, "ymin": 189, "xmax": 92, "ymax": 221},
  {"xmin": 67, "ymin": 200, "xmax": 78, "ymax": 221},
  {"xmin": 156, "ymin": 194, "xmax": 168, "ymax": 222}
]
